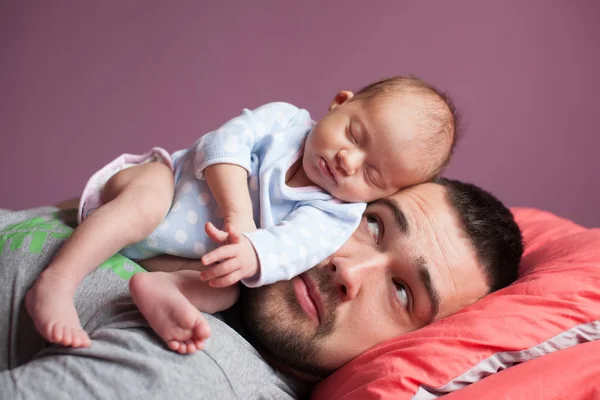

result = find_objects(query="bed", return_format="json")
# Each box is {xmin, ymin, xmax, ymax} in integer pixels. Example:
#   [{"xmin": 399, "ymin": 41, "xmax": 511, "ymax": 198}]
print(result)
[{"xmin": 3, "ymin": 205, "xmax": 599, "ymax": 399}]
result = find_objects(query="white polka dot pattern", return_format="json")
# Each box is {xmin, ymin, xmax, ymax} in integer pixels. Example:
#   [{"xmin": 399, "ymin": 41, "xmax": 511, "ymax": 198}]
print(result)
[
  {"xmin": 186, "ymin": 210, "xmax": 198, "ymax": 224},
  {"xmin": 182, "ymin": 182, "xmax": 193, "ymax": 193},
  {"xmin": 198, "ymin": 192, "xmax": 210, "ymax": 206},
  {"xmin": 299, "ymin": 227, "xmax": 311, "ymax": 238},
  {"xmin": 175, "ymin": 230, "xmax": 187, "ymax": 243},
  {"xmin": 193, "ymin": 242, "xmax": 206, "ymax": 255},
  {"xmin": 146, "ymin": 236, "xmax": 158, "ymax": 248},
  {"xmin": 171, "ymin": 201, "xmax": 181, "ymax": 212},
  {"xmin": 280, "ymin": 234, "xmax": 292, "ymax": 246}
]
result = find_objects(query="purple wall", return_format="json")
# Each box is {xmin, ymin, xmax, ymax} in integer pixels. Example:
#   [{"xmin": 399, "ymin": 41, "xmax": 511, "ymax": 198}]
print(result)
[{"xmin": 2, "ymin": 1, "xmax": 599, "ymax": 226}]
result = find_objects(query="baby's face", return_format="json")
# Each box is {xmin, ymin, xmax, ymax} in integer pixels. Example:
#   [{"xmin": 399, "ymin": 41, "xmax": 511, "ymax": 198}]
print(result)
[{"xmin": 303, "ymin": 91, "xmax": 443, "ymax": 203}]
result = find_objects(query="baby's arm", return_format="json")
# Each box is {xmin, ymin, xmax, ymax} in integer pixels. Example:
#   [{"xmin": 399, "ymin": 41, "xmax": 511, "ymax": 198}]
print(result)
[
  {"xmin": 201, "ymin": 201, "xmax": 367, "ymax": 288},
  {"xmin": 204, "ymin": 163, "xmax": 256, "ymax": 234},
  {"xmin": 194, "ymin": 102, "xmax": 304, "ymax": 233},
  {"xmin": 200, "ymin": 149, "xmax": 261, "ymax": 286},
  {"xmin": 192, "ymin": 103, "xmax": 305, "ymax": 283}
]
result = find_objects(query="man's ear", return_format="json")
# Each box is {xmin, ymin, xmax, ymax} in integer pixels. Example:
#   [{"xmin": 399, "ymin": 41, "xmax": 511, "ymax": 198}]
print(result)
[{"xmin": 329, "ymin": 90, "xmax": 355, "ymax": 111}]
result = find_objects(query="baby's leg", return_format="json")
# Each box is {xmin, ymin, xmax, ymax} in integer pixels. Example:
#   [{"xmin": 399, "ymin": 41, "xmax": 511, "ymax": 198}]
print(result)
[
  {"xmin": 129, "ymin": 270, "xmax": 239, "ymax": 354},
  {"xmin": 26, "ymin": 162, "xmax": 174, "ymax": 347}
]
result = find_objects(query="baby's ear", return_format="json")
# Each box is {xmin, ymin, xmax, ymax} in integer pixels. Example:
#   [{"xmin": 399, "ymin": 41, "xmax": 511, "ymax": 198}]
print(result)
[{"xmin": 329, "ymin": 91, "xmax": 354, "ymax": 111}]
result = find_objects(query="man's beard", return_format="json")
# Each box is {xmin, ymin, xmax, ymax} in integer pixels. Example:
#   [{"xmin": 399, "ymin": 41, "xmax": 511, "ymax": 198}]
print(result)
[{"xmin": 242, "ymin": 265, "xmax": 339, "ymax": 377}]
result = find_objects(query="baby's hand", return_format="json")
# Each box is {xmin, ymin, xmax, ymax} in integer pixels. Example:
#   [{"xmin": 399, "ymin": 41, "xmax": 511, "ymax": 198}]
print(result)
[{"xmin": 201, "ymin": 223, "xmax": 259, "ymax": 287}]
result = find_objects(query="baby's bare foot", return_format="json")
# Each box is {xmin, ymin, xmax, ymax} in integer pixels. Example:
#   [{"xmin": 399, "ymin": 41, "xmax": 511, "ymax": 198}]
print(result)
[
  {"xmin": 130, "ymin": 272, "xmax": 211, "ymax": 354},
  {"xmin": 25, "ymin": 271, "xmax": 90, "ymax": 347}
]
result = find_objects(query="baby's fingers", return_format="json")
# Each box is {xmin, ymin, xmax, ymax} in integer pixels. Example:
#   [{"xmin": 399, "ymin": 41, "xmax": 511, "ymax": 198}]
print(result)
[
  {"xmin": 209, "ymin": 270, "xmax": 245, "ymax": 288},
  {"xmin": 205, "ymin": 222, "xmax": 228, "ymax": 244},
  {"xmin": 200, "ymin": 259, "xmax": 240, "ymax": 281},
  {"xmin": 201, "ymin": 244, "xmax": 238, "ymax": 266}
]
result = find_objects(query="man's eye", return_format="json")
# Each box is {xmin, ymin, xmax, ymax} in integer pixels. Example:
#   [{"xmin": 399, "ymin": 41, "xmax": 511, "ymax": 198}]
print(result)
[
  {"xmin": 366, "ymin": 214, "xmax": 381, "ymax": 244},
  {"xmin": 394, "ymin": 281, "xmax": 409, "ymax": 308}
]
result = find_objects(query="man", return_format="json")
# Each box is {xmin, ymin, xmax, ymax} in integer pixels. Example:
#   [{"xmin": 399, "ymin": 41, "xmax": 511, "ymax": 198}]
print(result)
[{"xmin": 0, "ymin": 178, "xmax": 522, "ymax": 399}]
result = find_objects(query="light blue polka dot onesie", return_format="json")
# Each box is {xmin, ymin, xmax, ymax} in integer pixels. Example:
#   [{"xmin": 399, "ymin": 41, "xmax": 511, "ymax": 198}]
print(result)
[{"xmin": 79, "ymin": 102, "xmax": 366, "ymax": 287}]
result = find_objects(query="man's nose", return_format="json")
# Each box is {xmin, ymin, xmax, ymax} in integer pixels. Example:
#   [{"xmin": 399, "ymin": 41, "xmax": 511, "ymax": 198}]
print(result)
[
  {"xmin": 337, "ymin": 149, "xmax": 363, "ymax": 176},
  {"xmin": 330, "ymin": 255, "xmax": 383, "ymax": 301}
]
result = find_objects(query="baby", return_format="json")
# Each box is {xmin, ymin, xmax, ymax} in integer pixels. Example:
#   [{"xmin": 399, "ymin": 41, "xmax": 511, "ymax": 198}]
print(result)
[{"xmin": 26, "ymin": 76, "xmax": 459, "ymax": 353}]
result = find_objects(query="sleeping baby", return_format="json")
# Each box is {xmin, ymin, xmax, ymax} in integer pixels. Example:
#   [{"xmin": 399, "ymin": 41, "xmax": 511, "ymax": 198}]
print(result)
[{"xmin": 26, "ymin": 75, "xmax": 459, "ymax": 353}]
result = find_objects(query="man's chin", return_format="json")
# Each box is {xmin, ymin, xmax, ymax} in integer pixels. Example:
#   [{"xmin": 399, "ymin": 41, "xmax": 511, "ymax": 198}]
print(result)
[{"xmin": 241, "ymin": 281, "xmax": 335, "ymax": 377}]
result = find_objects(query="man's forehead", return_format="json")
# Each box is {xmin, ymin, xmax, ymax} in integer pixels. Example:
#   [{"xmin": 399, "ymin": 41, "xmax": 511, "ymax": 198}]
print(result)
[
  {"xmin": 389, "ymin": 183, "xmax": 468, "ymax": 260},
  {"xmin": 389, "ymin": 183, "xmax": 449, "ymax": 217},
  {"xmin": 383, "ymin": 184, "xmax": 457, "ymax": 276}
]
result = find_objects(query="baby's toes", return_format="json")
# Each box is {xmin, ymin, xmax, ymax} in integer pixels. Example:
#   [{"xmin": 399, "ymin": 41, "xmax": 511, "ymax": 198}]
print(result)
[
  {"xmin": 71, "ymin": 333, "xmax": 82, "ymax": 348},
  {"xmin": 184, "ymin": 340, "xmax": 198, "ymax": 354},
  {"xmin": 176, "ymin": 342, "xmax": 190, "ymax": 355},
  {"xmin": 71, "ymin": 329, "xmax": 90, "ymax": 348},
  {"xmin": 168, "ymin": 340, "xmax": 181, "ymax": 352},
  {"xmin": 60, "ymin": 326, "xmax": 74, "ymax": 346},
  {"xmin": 193, "ymin": 321, "xmax": 211, "ymax": 340},
  {"xmin": 49, "ymin": 323, "xmax": 64, "ymax": 343}
]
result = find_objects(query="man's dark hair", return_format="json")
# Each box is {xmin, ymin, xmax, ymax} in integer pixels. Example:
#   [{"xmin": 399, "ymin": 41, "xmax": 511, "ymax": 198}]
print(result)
[{"xmin": 435, "ymin": 177, "xmax": 523, "ymax": 293}]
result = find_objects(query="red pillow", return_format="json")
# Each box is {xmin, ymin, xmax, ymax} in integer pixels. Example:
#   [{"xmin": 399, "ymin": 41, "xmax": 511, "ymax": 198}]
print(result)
[{"xmin": 311, "ymin": 208, "xmax": 600, "ymax": 399}]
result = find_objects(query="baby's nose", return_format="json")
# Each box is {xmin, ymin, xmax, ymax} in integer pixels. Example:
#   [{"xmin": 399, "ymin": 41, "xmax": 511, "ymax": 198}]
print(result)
[{"xmin": 338, "ymin": 150, "xmax": 362, "ymax": 176}]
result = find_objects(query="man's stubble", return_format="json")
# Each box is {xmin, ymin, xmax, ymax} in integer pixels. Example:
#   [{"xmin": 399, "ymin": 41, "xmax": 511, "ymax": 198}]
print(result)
[{"xmin": 242, "ymin": 265, "xmax": 339, "ymax": 377}]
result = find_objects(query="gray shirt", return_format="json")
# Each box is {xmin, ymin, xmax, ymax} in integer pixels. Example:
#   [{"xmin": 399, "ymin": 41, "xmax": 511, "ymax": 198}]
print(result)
[{"xmin": 0, "ymin": 207, "xmax": 309, "ymax": 399}]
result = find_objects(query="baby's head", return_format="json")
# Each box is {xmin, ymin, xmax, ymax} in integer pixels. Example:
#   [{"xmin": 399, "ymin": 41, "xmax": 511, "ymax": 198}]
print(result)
[{"xmin": 302, "ymin": 75, "xmax": 459, "ymax": 203}]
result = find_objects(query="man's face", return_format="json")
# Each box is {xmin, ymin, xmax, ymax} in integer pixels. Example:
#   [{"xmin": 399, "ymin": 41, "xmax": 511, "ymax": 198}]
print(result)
[{"xmin": 243, "ymin": 182, "xmax": 489, "ymax": 376}]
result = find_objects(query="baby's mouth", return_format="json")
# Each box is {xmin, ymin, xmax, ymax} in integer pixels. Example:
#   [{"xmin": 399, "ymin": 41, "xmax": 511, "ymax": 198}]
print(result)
[{"xmin": 319, "ymin": 157, "xmax": 337, "ymax": 184}]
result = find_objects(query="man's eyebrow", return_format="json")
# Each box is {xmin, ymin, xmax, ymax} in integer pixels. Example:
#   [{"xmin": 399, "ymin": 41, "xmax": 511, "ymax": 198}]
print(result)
[
  {"xmin": 414, "ymin": 255, "xmax": 440, "ymax": 324},
  {"xmin": 373, "ymin": 198, "xmax": 408, "ymax": 233}
]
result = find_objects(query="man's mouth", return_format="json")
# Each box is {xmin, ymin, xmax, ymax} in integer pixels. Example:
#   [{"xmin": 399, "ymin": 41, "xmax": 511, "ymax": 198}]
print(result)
[
  {"xmin": 293, "ymin": 274, "xmax": 324, "ymax": 324},
  {"xmin": 318, "ymin": 157, "xmax": 337, "ymax": 185}
]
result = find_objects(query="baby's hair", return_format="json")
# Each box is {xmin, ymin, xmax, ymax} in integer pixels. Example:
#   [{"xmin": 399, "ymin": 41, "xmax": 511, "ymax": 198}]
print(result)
[{"xmin": 354, "ymin": 75, "xmax": 460, "ymax": 179}]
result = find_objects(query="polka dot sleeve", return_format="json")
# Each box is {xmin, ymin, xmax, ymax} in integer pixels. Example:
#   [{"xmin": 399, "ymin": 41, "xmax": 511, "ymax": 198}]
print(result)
[{"xmin": 193, "ymin": 102, "xmax": 302, "ymax": 180}]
